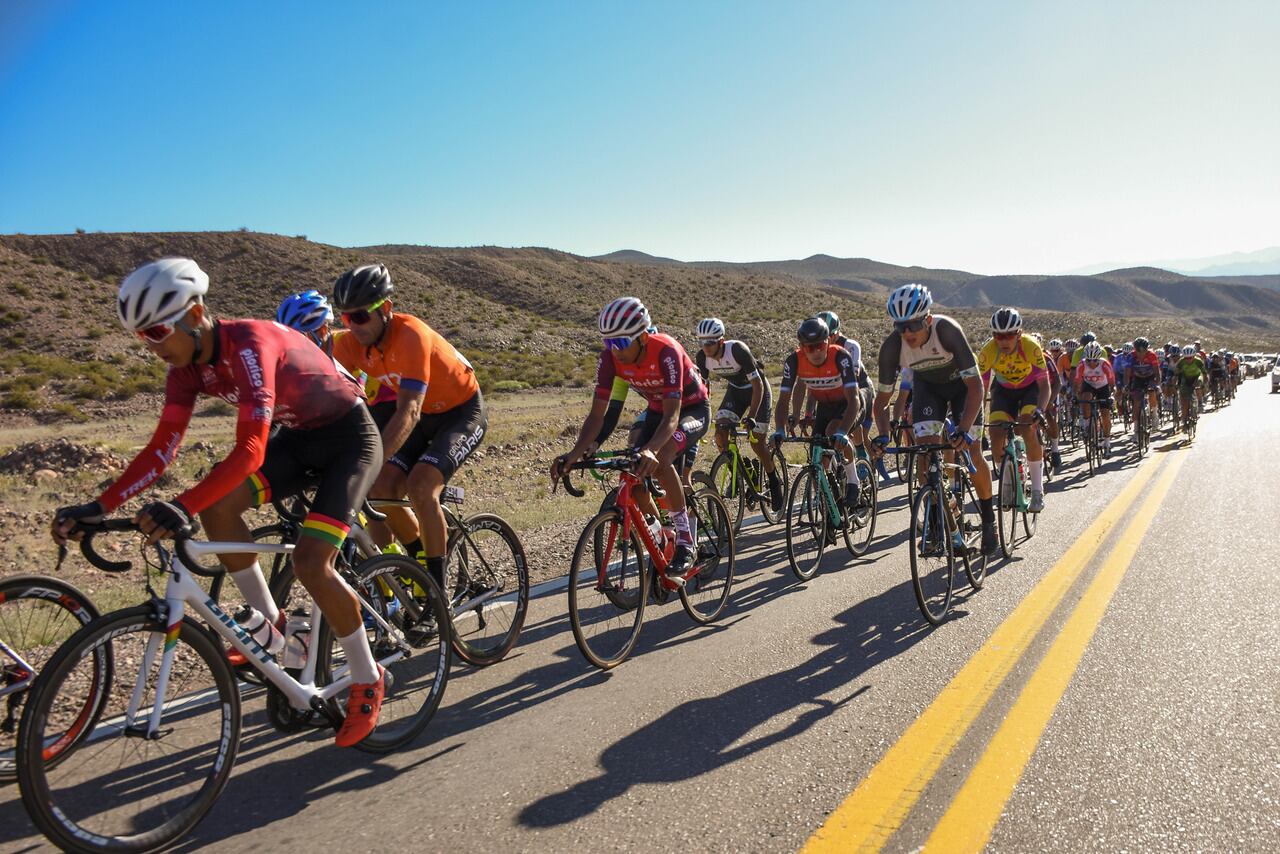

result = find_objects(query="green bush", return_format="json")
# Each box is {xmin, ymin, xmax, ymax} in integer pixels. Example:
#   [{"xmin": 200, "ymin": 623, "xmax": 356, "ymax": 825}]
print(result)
[
  {"xmin": 491, "ymin": 379, "xmax": 530, "ymax": 392},
  {"xmin": 2, "ymin": 388, "xmax": 40, "ymax": 410},
  {"xmin": 50, "ymin": 402, "xmax": 89, "ymax": 422}
]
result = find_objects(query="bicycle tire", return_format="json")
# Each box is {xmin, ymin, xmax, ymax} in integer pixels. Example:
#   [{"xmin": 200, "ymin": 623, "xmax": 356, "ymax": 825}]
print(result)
[
  {"xmin": 709, "ymin": 450, "xmax": 746, "ymax": 534},
  {"xmin": 757, "ymin": 448, "xmax": 789, "ymax": 526},
  {"xmin": 909, "ymin": 484, "xmax": 954, "ymax": 625},
  {"xmin": 784, "ymin": 466, "xmax": 826, "ymax": 581},
  {"xmin": 568, "ymin": 508, "xmax": 648, "ymax": 669},
  {"xmin": 996, "ymin": 455, "xmax": 1018, "ymax": 558},
  {"xmin": 842, "ymin": 458, "xmax": 878, "ymax": 556},
  {"xmin": 0, "ymin": 575, "xmax": 106, "ymax": 784},
  {"xmin": 446, "ymin": 513, "xmax": 529, "ymax": 667},
  {"xmin": 309, "ymin": 555, "xmax": 451, "ymax": 753},
  {"xmin": 957, "ymin": 477, "xmax": 987, "ymax": 590},
  {"xmin": 679, "ymin": 488, "xmax": 735, "ymax": 624},
  {"xmin": 18, "ymin": 606, "xmax": 240, "ymax": 853}
]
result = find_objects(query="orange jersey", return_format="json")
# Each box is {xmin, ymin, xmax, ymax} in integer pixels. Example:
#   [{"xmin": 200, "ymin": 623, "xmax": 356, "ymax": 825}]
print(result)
[{"xmin": 332, "ymin": 313, "xmax": 478, "ymax": 414}]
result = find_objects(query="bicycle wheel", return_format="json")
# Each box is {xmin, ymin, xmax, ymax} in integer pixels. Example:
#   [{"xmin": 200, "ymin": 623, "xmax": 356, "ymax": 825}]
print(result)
[
  {"xmin": 757, "ymin": 448, "xmax": 789, "ymax": 526},
  {"xmin": 309, "ymin": 555, "xmax": 451, "ymax": 753},
  {"xmin": 680, "ymin": 488, "xmax": 735, "ymax": 624},
  {"xmin": 568, "ymin": 508, "xmax": 648, "ymax": 669},
  {"xmin": 784, "ymin": 466, "xmax": 826, "ymax": 581},
  {"xmin": 996, "ymin": 455, "xmax": 1018, "ymax": 558},
  {"xmin": 1021, "ymin": 470, "xmax": 1038, "ymax": 539},
  {"xmin": 842, "ymin": 458, "xmax": 878, "ymax": 556},
  {"xmin": 18, "ymin": 606, "xmax": 240, "ymax": 853},
  {"xmin": 445, "ymin": 513, "xmax": 529, "ymax": 667},
  {"xmin": 709, "ymin": 450, "xmax": 746, "ymax": 534},
  {"xmin": 956, "ymin": 478, "xmax": 987, "ymax": 590},
  {"xmin": 0, "ymin": 575, "xmax": 105, "ymax": 784},
  {"xmin": 909, "ymin": 484, "xmax": 954, "ymax": 625}
]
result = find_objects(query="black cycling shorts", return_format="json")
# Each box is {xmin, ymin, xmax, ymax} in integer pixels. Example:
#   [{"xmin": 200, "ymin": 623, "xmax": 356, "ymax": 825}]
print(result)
[
  {"xmin": 715, "ymin": 383, "xmax": 772, "ymax": 435},
  {"xmin": 1077, "ymin": 384, "xmax": 1113, "ymax": 409},
  {"xmin": 1128, "ymin": 375, "xmax": 1159, "ymax": 393},
  {"xmin": 631, "ymin": 400, "xmax": 710, "ymax": 473},
  {"xmin": 911, "ymin": 377, "xmax": 983, "ymax": 439},
  {"xmin": 249, "ymin": 402, "xmax": 382, "ymax": 547},
  {"xmin": 989, "ymin": 383, "xmax": 1040, "ymax": 424},
  {"xmin": 388, "ymin": 391, "xmax": 487, "ymax": 482},
  {"xmin": 813, "ymin": 399, "xmax": 849, "ymax": 436},
  {"xmin": 369, "ymin": 400, "xmax": 397, "ymax": 431}
]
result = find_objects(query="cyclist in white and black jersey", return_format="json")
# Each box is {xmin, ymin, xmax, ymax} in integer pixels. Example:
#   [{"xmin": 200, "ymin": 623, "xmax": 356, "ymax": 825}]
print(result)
[
  {"xmin": 868, "ymin": 284, "xmax": 998, "ymax": 555},
  {"xmin": 695, "ymin": 318, "xmax": 784, "ymax": 510}
]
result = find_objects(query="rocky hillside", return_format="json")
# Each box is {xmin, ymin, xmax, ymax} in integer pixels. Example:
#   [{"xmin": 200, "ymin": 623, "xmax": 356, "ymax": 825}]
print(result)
[{"xmin": 2, "ymin": 231, "xmax": 1278, "ymax": 424}]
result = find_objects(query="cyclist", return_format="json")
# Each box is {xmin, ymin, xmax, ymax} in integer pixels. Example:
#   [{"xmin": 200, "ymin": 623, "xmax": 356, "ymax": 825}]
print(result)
[
  {"xmin": 1207, "ymin": 350, "xmax": 1229, "ymax": 403},
  {"xmin": 978, "ymin": 308, "xmax": 1051, "ymax": 512},
  {"xmin": 814, "ymin": 310, "xmax": 892, "ymax": 485},
  {"xmin": 771, "ymin": 317, "xmax": 864, "ymax": 511},
  {"xmin": 869, "ymin": 284, "xmax": 997, "ymax": 555},
  {"xmin": 1124, "ymin": 337, "xmax": 1161, "ymax": 428},
  {"xmin": 1035, "ymin": 334, "xmax": 1064, "ymax": 471},
  {"xmin": 1174, "ymin": 344, "xmax": 1206, "ymax": 427},
  {"xmin": 53, "ymin": 258, "xmax": 387, "ymax": 747},
  {"xmin": 552, "ymin": 297, "xmax": 709, "ymax": 578},
  {"xmin": 329, "ymin": 264, "xmax": 487, "ymax": 601},
  {"xmin": 277, "ymin": 290, "xmax": 425, "ymax": 556},
  {"xmin": 1072, "ymin": 341, "xmax": 1116, "ymax": 456},
  {"xmin": 694, "ymin": 317, "xmax": 784, "ymax": 510}
]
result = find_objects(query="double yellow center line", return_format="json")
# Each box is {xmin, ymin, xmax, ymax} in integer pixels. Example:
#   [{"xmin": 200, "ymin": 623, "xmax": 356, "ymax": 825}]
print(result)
[{"xmin": 803, "ymin": 451, "xmax": 1187, "ymax": 853}]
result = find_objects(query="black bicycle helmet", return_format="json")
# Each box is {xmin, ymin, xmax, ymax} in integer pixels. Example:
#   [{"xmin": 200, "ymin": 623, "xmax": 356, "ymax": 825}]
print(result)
[
  {"xmin": 332, "ymin": 263, "xmax": 393, "ymax": 311},
  {"xmin": 797, "ymin": 317, "xmax": 830, "ymax": 344}
]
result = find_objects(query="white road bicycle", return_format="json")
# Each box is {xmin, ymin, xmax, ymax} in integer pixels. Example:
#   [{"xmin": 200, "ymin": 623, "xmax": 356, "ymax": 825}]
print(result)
[{"xmin": 17, "ymin": 517, "xmax": 451, "ymax": 854}]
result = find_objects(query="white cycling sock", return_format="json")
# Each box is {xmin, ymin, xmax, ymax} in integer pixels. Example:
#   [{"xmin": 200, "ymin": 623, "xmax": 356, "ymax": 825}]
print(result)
[
  {"xmin": 230, "ymin": 563, "xmax": 279, "ymax": 625},
  {"xmin": 846, "ymin": 461, "xmax": 860, "ymax": 484},
  {"xmin": 1030, "ymin": 460, "xmax": 1044, "ymax": 492},
  {"xmin": 338, "ymin": 627, "xmax": 380, "ymax": 685}
]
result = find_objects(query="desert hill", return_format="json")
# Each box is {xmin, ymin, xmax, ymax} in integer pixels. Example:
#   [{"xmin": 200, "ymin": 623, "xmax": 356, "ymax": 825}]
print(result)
[{"xmin": 1, "ymin": 231, "xmax": 1278, "ymax": 423}]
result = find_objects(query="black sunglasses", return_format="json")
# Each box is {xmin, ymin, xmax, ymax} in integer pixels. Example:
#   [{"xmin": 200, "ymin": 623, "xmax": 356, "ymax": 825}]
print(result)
[{"xmin": 894, "ymin": 318, "xmax": 926, "ymax": 334}]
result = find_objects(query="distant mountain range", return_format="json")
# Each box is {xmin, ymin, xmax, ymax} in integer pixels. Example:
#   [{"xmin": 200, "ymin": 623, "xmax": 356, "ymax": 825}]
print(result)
[
  {"xmin": 1066, "ymin": 245, "xmax": 1280, "ymax": 277},
  {"xmin": 593, "ymin": 251, "xmax": 1280, "ymax": 317}
]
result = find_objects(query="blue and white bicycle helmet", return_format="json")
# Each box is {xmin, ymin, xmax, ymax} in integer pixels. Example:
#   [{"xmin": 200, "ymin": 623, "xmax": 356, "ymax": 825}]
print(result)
[
  {"xmin": 886, "ymin": 284, "xmax": 933, "ymax": 322},
  {"xmin": 276, "ymin": 290, "xmax": 334, "ymax": 334}
]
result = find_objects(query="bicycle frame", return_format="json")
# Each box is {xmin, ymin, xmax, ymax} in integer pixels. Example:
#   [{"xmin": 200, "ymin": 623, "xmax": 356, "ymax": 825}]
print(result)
[
  {"xmin": 126, "ymin": 539, "xmax": 409, "ymax": 739},
  {"xmin": 0, "ymin": 639, "xmax": 35, "ymax": 698},
  {"xmin": 605, "ymin": 470, "xmax": 677, "ymax": 582}
]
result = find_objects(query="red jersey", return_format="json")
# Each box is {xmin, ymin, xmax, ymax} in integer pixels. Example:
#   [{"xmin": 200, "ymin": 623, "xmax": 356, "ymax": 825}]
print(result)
[
  {"xmin": 593, "ymin": 332, "xmax": 707, "ymax": 412},
  {"xmin": 99, "ymin": 320, "xmax": 360, "ymax": 515},
  {"xmin": 780, "ymin": 345, "xmax": 859, "ymax": 403}
]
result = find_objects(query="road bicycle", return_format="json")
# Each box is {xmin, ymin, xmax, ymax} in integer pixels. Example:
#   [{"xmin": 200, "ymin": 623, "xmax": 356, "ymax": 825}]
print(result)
[
  {"xmin": 17, "ymin": 517, "xmax": 450, "ymax": 853},
  {"xmin": 559, "ymin": 451, "xmax": 735, "ymax": 669},
  {"xmin": 1130, "ymin": 386, "xmax": 1154, "ymax": 458},
  {"xmin": 777, "ymin": 434, "xmax": 878, "ymax": 582},
  {"xmin": 0, "ymin": 574, "xmax": 103, "ymax": 784},
  {"xmin": 707, "ymin": 424, "xmax": 789, "ymax": 531},
  {"xmin": 369, "ymin": 489, "xmax": 528, "ymax": 667},
  {"xmin": 994, "ymin": 414, "xmax": 1042, "ymax": 558},
  {"xmin": 885, "ymin": 444, "xmax": 987, "ymax": 625},
  {"xmin": 1076, "ymin": 391, "xmax": 1109, "ymax": 475}
]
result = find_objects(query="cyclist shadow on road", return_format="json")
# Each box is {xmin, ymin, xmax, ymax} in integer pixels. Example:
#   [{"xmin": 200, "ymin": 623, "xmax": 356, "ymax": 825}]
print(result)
[{"xmin": 518, "ymin": 574, "xmax": 951, "ymax": 829}]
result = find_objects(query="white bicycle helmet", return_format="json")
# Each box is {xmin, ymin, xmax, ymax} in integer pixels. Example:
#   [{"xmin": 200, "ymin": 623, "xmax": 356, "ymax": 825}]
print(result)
[
  {"xmin": 1082, "ymin": 342, "xmax": 1104, "ymax": 360},
  {"xmin": 1181, "ymin": 345, "xmax": 1196, "ymax": 357},
  {"xmin": 598, "ymin": 297, "xmax": 651, "ymax": 339},
  {"xmin": 117, "ymin": 258, "xmax": 209, "ymax": 332},
  {"xmin": 886, "ymin": 283, "xmax": 932, "ymax": 322},
  {"xmin": 990, "ymin": 307, "xmax": 1022, "ymax": 333},
  {"xmin": 696, "ymin": 317, "xmax": 725, "ymax": 340},
  {"xmin": 1047, "ymin": 338, "xmax": 1063, "ymax": 349}
]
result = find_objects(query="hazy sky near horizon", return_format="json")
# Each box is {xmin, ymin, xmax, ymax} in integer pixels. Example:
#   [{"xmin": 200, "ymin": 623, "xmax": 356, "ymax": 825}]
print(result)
[{"xmin": 1, "ymin": 1, "xmax": 1277, "ymax": 275}]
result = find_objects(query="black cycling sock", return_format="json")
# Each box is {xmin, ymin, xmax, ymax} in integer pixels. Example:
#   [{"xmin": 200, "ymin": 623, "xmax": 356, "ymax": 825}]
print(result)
[
  {"xmin": 405, "ymin": 538, "xmax": 424, "ymax": 558},
  {"xmin": 424, "ymin": 556, "xmax": 445, "ymax": 591},
  {"xmin": 980, "ymin": 497, "xmax": 995, "ymax": 526}
]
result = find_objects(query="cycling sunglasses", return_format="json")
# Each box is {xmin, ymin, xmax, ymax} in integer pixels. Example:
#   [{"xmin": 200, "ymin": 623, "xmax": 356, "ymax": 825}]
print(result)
[
  {"xmin": 136, "ymin": 322, "xmax": 178, "ymax": 344},
  {"xmin": 894, "ymin": 318, "xmax": 927, "ymax": 334},
  {"xmin": 341, "ymin": 298, "xmax": 387, "ymax": 326},
  {"xmin": 993, "ymin": 331, "xmax": 1020, "ymax": 341},
  {"xmin": 604, "ymin": 335, "xmax": 636, "ymax": 350}
]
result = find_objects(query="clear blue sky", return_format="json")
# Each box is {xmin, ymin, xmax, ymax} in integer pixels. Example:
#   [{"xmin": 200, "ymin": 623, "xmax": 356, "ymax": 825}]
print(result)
[{"xmin": 2, "ymin": 0, "xmax": 1277, "ymax": 274}]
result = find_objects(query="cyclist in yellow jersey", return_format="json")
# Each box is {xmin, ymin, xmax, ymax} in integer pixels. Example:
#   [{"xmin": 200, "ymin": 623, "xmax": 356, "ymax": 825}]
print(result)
[{"xmin": 978, "ymin": 308, "xmax": 1051, "ymax": 513}]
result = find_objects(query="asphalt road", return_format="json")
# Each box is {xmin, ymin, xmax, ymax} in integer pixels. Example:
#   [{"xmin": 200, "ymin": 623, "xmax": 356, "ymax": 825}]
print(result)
[{"xmin": 3, "ymin": 380, "xmax": 1277, "ymax": 853}]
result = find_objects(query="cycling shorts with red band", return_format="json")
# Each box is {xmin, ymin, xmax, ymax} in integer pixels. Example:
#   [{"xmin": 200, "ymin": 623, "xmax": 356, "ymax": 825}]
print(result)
[
  {"xmin": 780, "ymin": 345, "xmax": 859, "ymax": 403},
  {"xmin": 593, "ymin": 332, "xmax": 707, "ymax": 412},
  {"xmin": 98, "ymin": 320, "xmax": 361, "ymax": 515},
  {"xmin": 332, "ymin": 314, "xmax": 479, "ymax": 415}
]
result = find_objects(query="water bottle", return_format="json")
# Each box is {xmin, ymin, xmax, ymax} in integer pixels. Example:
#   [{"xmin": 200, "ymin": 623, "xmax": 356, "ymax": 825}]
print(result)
[
  {"xmin": 660, "ymin": 525, "xmax": 676, "ymax": 562},
  {"xmin": 1013, "ymin": 435, "xmax": 1027, "ymax": 488},
  {"xmin": 644, "ymin": 515, "xmax": 663, "ymax": 545},
  {"xmin": 282, "ymin": 611, "xmax": 311, "ymax": 669},
  {"xmin": 233, "ymin": 606, "xmax": 284, "ymax": 656}
]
